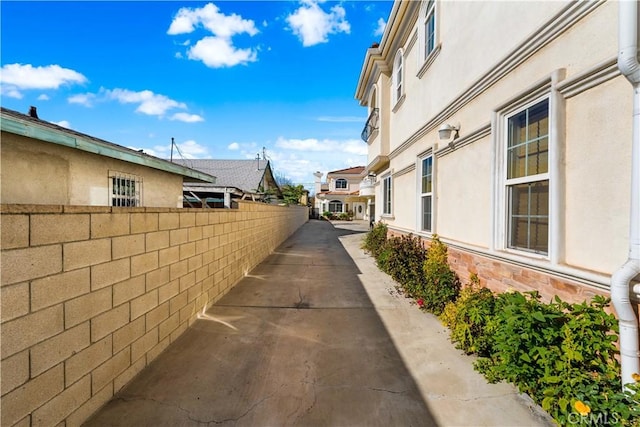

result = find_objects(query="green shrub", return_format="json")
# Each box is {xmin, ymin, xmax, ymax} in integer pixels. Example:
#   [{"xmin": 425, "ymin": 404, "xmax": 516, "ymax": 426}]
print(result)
[
  {"xmin": 379, "ymin": 234, "xmax": 427, "ymax": 296},
  {"xmin": 420, "ymin": 235, "xmax": 460, "ymax": 315},
  {"xmin": 474, "ymin": 292, "xmax": 639, "ymax": 425},
  {"xmin": 440, "ymin": 274, "xmax": 496, "ymax": 356},
  {"xmin": 362, "ymin": 222, "xmax": 388, "ymax": 258}
]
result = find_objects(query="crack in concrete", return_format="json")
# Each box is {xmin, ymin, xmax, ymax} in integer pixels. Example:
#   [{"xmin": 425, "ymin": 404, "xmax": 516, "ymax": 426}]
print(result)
[
  {"xmin": 114, "ymin": 391, "xmax": 278, "ymax": 426},
  {"xmin": 294, "ymin": 287, "xmax": 310, "ymax": 309},
  {"xmin": 424, "ymin": 391, "xmax": 516, "ymax": 402}
]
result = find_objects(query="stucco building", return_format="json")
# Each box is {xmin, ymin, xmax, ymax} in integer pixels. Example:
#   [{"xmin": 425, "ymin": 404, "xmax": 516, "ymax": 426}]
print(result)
[
  {"xmin": 1, "ymin": 107, "xmax": 215, "ymax": 207},
  {"xmin": 355, "ymin": 1, "xmax": 633, "ymax": 303},
  {"xmin": 355, "ymin": 0, "xmax": 640, "ymax": 385},
  {"xmin": 314, "ymin": 166, "xmax": 370, "ymax": 220}
]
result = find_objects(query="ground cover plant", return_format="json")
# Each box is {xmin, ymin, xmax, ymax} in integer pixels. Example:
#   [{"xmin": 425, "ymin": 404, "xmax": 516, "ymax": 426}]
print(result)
[{"xmin": 362, "ymin": 226, "xmax": 640, "ymax": 426}]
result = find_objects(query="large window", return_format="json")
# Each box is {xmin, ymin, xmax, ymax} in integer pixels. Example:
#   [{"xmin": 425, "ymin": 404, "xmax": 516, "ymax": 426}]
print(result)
[
  {"xmin": 420, "ymin": 156, "xmax": 433, "ymax": 232},
  {"xmin": 110, "ymin": 171, "xmax": 142, "ymax": 207},
  {"xmin": 505, "ymin": 99, "xmax": 549, "ymax": 254},
  {"xmin": 335, "ymin": 178, "xmax": 348, "ymax": 189},
  {"xmin": 393, "ymin": 50, "xmax": 404, "ymax": 105},
  {"xmin": 422, "ymin": 1, "xmax": 436, "ymax": 59},
  {"xmin": 382, "ymin": 175, "xmax": 392, "ymax": 215},
  {"xmin": 328, "ymin": 200, "xmax": 343, "ymax": 213}
]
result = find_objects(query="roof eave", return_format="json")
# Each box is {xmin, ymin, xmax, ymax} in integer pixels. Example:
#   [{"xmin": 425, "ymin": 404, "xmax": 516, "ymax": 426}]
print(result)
[{"xmin": 0, "ymin": 112, "xmax": 217, "ymax": 184}]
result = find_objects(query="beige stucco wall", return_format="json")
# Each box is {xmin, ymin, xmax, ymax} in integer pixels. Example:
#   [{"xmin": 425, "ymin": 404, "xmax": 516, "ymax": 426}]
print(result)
[
  {"xmin": 1, "ymin": 133, "xmax": 184, "ymax": 208},
  {"xmin": 366, "ymin": 0, "xmax": 629, "ymax": 292},
  {"xmin": 564, "ymin": 77, "xmax": 631, "ymax": 274},
  {"xmin": 0, "ymin": 202, "xmax": 308, "ymax": 426}
]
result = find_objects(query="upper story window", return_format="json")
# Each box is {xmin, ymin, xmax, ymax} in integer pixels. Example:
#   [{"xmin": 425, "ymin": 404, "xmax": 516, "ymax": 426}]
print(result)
[
  {"xmin": 505, "ymin": 98, "xmax": 549, "ymax": 254},
  {"xmin": 393, "ymin": 49, "xmax": 404, "ymax": 105},
  {"xmin": 110, "ymin": 171, "xmax": 142, "ymax": 207},
  {"xmin": 417, "ymin": 1, "xmax": 439, "ymax": 77},
  {"xmin": 335, "ymin": 178, "xmax": 348, "ymax": 189}
]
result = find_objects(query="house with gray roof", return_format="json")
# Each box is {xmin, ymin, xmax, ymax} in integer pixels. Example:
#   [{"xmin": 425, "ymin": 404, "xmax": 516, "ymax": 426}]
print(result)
[{"xmin": 174, "ymin": 158, "xmax": 282, "ymax": 208}]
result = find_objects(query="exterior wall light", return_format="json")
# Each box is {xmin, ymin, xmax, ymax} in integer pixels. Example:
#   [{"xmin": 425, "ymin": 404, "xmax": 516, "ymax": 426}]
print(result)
[{"xmin": 438, "ymin": 123, "xmax": 460, "ymax": 141}]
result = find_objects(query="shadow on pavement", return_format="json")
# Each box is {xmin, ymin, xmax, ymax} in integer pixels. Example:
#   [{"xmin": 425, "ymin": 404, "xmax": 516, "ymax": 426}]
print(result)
[{"xmin": 84, "ymin": 220, "xmax": 438, "ymax": 426}]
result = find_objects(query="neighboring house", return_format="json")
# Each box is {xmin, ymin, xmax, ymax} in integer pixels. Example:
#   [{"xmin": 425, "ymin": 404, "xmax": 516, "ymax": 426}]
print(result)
[
  {"xmin": 174, "ymin": 159, "xmax": 282, "ymax": 208},
  {"xmin": 355, "ymin": 0, "xmax": 640, "ymax": 386},
  {"xmin": 313, "ymin": 166, "xmax": 370, "ymax": 220},
  {"xmin": 0, "ymin": 107, "xmax": 216, "ymax": 207}
]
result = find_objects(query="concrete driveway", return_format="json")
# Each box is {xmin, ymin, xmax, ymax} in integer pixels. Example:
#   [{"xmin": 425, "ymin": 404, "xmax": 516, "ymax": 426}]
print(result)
[{"xmin": 84, "ymin": 220, "xmax": 552, "ymax": 427}]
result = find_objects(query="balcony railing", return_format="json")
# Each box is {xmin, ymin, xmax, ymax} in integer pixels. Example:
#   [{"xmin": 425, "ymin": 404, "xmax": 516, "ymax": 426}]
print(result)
[
  {"xmin": 360, "ymin": 108, "xmax": 379, "ymax": 142},
  {"xmin": 359, "ymin": 176, "xmax": 375, "ymax": 197}
]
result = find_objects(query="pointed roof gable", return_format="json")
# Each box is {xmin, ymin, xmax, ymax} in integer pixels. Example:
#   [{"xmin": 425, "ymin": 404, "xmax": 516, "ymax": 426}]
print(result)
[{"xmin": 174, "ymin": 158, "xmax": 276, "ymax": 194}]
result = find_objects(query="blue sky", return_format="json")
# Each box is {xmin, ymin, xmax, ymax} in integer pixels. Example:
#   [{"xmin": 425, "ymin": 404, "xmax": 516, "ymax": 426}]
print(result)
[{"xmin": 1, "ymin": 1, "xmax": 392, "ymax": 190}]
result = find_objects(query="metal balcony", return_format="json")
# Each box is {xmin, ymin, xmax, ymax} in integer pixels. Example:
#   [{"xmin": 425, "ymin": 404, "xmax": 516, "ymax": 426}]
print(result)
[{"xmin": 360, "ymin": 108, "xmax": 379, "ymax": 142}]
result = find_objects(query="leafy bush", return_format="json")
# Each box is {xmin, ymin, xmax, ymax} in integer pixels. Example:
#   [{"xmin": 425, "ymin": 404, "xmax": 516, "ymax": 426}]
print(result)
[
  {"xmin": 378, "ymin": 234, "xmax": 427, "ymax": 296},
  {"xmin": 362, "ymin": 222, "xmax": 388, "ymax": 259},
  {"xmin": 420, "ymin": 235, "xmax": 460, "ymax": 315},
  {"xmin": 440, "ymin": 274, "xmax": 496, "ymax": 356},
  {"xmin": 475, "ymin": 292, "xmax": 639, "ymax": 425}
]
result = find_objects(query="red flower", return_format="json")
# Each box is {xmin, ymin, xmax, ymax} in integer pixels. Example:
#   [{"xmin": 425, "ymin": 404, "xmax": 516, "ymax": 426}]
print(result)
[{"xmin": 417, "ymin": 298, "xmax": 424, "ymax": 307}]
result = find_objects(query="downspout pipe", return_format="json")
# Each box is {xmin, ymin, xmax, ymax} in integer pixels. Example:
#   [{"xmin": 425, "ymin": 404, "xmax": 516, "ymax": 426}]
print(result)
[{"xmin": 614, "ymin": 0, "xmax": 640, "ymax": 389}]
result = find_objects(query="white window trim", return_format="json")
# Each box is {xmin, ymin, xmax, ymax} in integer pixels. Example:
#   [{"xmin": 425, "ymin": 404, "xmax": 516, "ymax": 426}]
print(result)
[
  {"xmin": 392, "ymin": 49, "xmax": 405, "ymax": 108},
  {"xmin": 417, "ymin": 0, "xmax": 438, "ymax": 75},
  {"xmin": 492, "ymin": 71, "xmax": 565, "ymax": 264},
  {"xmin": 382, "ymin": 174, "xmax": 393, "ymax": 217},
  {"xmin": 417, "ymin": 152, "xmax": 435, "ymax": 234},
  {"xmin": 109, "ymin": 170, "xmax": 142, "ymax": 207},
  {"xmin": 335, "ymin": 178, "xmax": 348, "ymax": 190}
]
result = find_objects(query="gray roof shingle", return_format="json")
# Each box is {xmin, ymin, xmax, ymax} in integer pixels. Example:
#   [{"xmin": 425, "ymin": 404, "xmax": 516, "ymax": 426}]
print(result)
[{"xmin": 174, "ymin": 159, "xmax": 270, "ymax": 193}]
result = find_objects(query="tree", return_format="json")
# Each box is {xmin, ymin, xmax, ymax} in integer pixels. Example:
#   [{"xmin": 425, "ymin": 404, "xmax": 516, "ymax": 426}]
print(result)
[{"xmin": 281, "ymin": 184, "xmax": 305, "ymax": 206}]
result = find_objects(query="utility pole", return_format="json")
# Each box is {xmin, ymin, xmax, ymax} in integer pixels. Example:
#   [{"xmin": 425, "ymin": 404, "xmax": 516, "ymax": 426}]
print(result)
[{"xmin": 170, "ymin": 137, "xmax": 175, "ymax": 162}]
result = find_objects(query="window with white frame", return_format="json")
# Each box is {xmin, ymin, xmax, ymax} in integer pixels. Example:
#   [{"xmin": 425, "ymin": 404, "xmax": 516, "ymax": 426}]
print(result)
[
  {"xmin": 505, "ymin": 98, "xmax": 549, "ymax": 254},
  {"xmin": 328, "ymin": 200, "xmax": 343, "ymax": 213},
  {"xmin": 382, "ymin": 175, "xmax": 392, "ymax": 215},
  {"xmin": 421, "ymin": 1, "xmax": 436, "ymax": 61},
  {"xmin": 110, "ymin": 171, "xmax": 142, "ymax": 207},
  {"xmin": 420, "ymin": 156, "xmax": 433, "ymax": 232},
  {"xmin": 393, "ymin": 50, "xmax": 404, "ymax": 105},
  {"xmin": 335, "ymin": 178, "xmax": 348, "ymax": 189}
]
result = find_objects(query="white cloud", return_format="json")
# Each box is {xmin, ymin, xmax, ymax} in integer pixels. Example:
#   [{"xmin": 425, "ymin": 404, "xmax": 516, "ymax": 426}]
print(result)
[
  {"xmin": 187, "ymin": 36, "xmax": 257, "ymax": 68},
  {"xmin": 275, "ymin": 137, "xmax": 367, "ymax": 156},
  {"xmin": 170, "ymin": 112, "xmax": 204, "ymax": 123},
  {"xmin": 68, "ymin": 92, "xmax": 96, "ymax": 107},
  {"xmin": 0, "ymin": 63, "xmax": 87, "ymax": 90},
  {"xmin": 228, "ymin": 142, "xmax": 240, "ymax": 150},
  {"xmin": 37, "ymin": 94, "xmax": 50, "ymax": 101},
  {"xmin": 168, "ymin": 3, "xmax": 259, "ymax": 68},
  {"xmin": 53, "ymin": 120, "xmax": 70, "ymax": 128},
  {"xmin": 0, "ymin": 63, "xmax": 87, "ymax": 99},
  {"xmin": 286, "ymin": 0, "xmax": 350, "ymax": 47},
  {"xmin": 167, "ymin": 3, "xmax": 258, "ymax": 37},
  {"xmin": 133, "ymin": 139, "xmax": 211, "ymax": 159},
  {"xmin": 374, "ymin": 18, "xmax": 386, "ymax": 37},
  {"xmin": 1, "ymin": 86, "xmax": 23, "ymax": 99},
  {"xmin": 103, "ymin": 88, "xmax": 186, "ymax": 116}
]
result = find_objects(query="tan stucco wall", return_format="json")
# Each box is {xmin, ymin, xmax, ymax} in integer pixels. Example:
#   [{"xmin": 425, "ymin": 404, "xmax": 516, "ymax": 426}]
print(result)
[
  {"xmin": 0, "ymin": 202, "xmax": 308, "ymax": 426},
  {"xmin": 564, "ymin": 77, "xmax": 631, "ymax": 274},
  {"xmin": 366, "ymin": 0, "xmax": 628, "ymax": 292},
  {"xmin": 1, "ymin": 133, "xmax": 184, "ymax": 208}
]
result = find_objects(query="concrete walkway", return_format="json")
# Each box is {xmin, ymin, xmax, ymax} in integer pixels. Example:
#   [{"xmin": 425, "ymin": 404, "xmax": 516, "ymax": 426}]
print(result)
[{"xmin": 84, "ymin": 220, "xmax": 554, "ymax": 427}]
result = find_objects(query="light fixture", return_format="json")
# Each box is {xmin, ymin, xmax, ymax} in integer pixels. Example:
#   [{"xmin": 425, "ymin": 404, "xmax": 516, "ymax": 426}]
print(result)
[{"xmin": 438, "ymin": 122, "xmax": 460, "ymax": 141}]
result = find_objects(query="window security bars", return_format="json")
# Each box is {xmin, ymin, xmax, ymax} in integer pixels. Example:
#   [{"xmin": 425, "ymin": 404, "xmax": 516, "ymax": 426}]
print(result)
[{"xmin": 110, "ymin": 171, "xmax": 142, "ymax": 207}]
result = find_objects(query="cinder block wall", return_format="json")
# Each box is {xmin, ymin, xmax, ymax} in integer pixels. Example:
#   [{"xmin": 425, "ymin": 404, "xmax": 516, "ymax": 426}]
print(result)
[{"xmin": 0, "ymin": 202, "xmax": 308, "ymax": 427}]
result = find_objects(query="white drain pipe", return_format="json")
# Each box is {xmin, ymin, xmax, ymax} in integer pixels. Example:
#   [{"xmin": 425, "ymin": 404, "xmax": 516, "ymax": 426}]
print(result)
[{"xmin": 614, "ymin": 0, "xmax": 640, "ymax": 388}]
